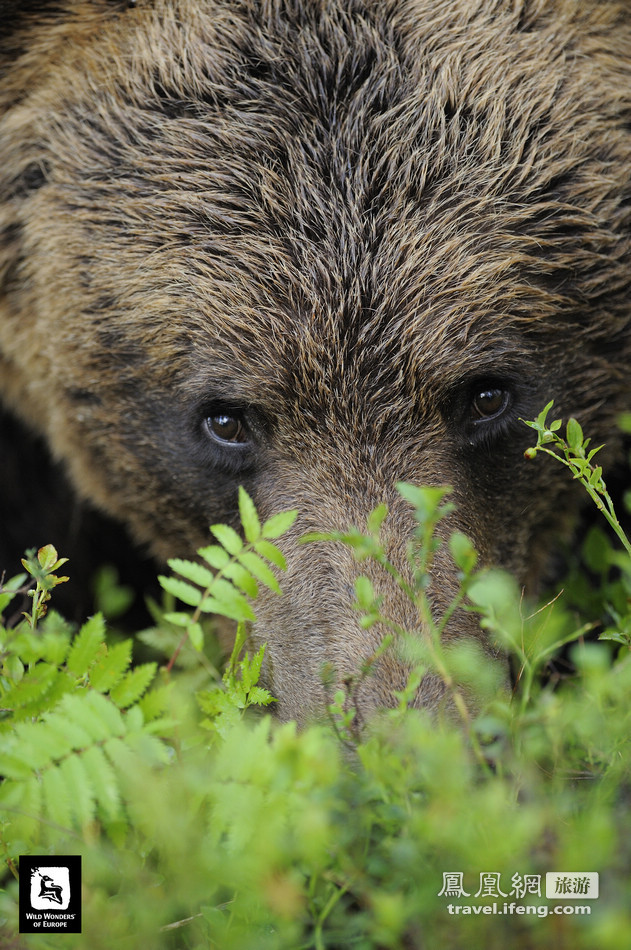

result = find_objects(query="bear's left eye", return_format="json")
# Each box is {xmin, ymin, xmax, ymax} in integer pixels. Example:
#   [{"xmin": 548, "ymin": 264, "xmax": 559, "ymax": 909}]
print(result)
[
  {"xmin": 204, "ymin": 412, "xmax": 249, "ymax": 445},
  {"xmin": 471, "ymin": 387, "xmax": 510, "ymax": 422}
]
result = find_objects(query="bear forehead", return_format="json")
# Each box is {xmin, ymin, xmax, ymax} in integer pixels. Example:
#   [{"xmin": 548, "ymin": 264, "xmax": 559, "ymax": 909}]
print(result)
[{"xmin": 4, "ymin": 0, "xmax": 630, "ymax": 416}]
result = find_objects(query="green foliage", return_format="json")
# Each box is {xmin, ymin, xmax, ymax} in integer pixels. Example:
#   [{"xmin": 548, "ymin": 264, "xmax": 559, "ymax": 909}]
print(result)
[
  {"xmin": 1, "ymin": 460, "xmax": 630, "ymax": 949},
  {"xmin": 158, "ymin": 486, "xmax": 297, "ymax": 656},
  {"xmin": 524, "ymin": 400, "xmax": 631, "ymax": 560}
]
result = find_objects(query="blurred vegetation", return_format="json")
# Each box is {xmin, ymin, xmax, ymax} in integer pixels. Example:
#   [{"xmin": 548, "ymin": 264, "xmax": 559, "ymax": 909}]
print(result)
[{"xmin": 0, "ymin": 410, "xmax": 630, "ymax": 949}]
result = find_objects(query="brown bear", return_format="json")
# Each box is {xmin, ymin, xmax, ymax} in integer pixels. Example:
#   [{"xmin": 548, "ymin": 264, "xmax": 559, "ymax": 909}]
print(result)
[{"xmin": 1, "ymin": 0, "xmax": 630, "ymax": 723}]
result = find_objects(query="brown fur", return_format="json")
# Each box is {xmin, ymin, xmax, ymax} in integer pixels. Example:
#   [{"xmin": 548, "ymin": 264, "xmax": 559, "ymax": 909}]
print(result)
[{"xmin": 1, "ymin": 0, "xmax": 631, "ymax": 722}]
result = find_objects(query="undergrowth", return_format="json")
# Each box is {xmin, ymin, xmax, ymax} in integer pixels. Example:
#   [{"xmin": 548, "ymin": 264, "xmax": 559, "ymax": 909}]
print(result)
[{"xmin": 0, "ymin": 408, "xmax": 630, "ymax": 949}]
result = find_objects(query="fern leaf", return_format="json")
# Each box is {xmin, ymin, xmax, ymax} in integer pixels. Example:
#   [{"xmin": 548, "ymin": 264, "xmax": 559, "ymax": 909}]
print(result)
[
  {"xmin": 59, "ymin": 754, "xmax": 96, "ymax": 829},
  {"xmin": 89, "ymin": 640, "xmax": 132, "ymax": 693},
  {"xmin": 167, "ymin": 558, "xmax": 215, "ymax": 589},
  {"xmin": 41, "ymin": 629, "xmax": 72, "ymax": 666},
  {"xmin": 209, "ymin": 524, "xmax": 243, "ymax": 555},
  {"xmin": 138, "ymin": 685, "xmax": 171, "ymax": 722},
  {"xmin": 0, "ymin": 773, "xmax": 43, "ymax": 847},
  {"xmin": 66, "ymin": 613, "xmax": 106, "ymax": 675},
  {"xmin": 161, "ymin": 611, "xmax": 191, "ymax": 627},
  {"xmin": 187, "ymin": 621, "xmax": 204, "ymax": 651},
  {"xmin": 133, "ymin": 732, "xmax": 172, "ymax": 765},
  {"xmin": 200, "ymin": 587, "xmax": 256, "ymax": 622},
  {"xmin": 239, "ymin": 646, "xmax": 266, "ymax": 693},
  {"xmin": 103, "ymin": 735, "xmax": 136, "ymax": 775},
  {"xmin": 44, "ymin": 706, "xmax": 93, "ymax": 752},
  {"xmin": 253, "ymin": 538, "xmax": 288, "ymax": 570},
  {"xmin": 9, "ymin": 627, "xmax": 68, "ymax": 666},
  {"xmin": 81, "ymin": 744, "xmax": 123, "ymax": 824},
  {"xmin": 59, "ymin": 692, "xmax": 125, "ymax": 743},
  {"xmin": 2, "ymin": 663, "xmax": 58, "ymax": 713},
  {"xmin": 19, "ymin": 670, "xmax": 75, "ymax": 721},
  {"xmin": 197, "ymin": 544, "xmax": 231, "ymax": 570},
  {"xmin": 42, "ymin": 764, "xmax": 73, "ymax": 830},
  {"xmin": 110, "ymin": 663, "xmax": 157, "ymax": 708},
  {"xmin": 2, "ymin": 668, "xmax": 75, "ymax": 724},
  {"xmin": 7, "ymin": 720, "xmax": 60, "ymax": 772},
  {"xmin": 246, "ymin": 686, "xmax": 275, "ymax": 707},
  {"xmin": 237, "ymin": 550, "xmax": 282, "ymax": 595},
  {"xmin": 0, "ymin": 751, "xmax": 34, "ymax": 781},
  {"xmin": 261, "ymin": 509, "xmax": 298, "ymax": 539},
  {"xmin": 158, "ymin": 575, "xmax": 204, "ymax": 607},
  {"xmin": 238, "ymin": 486, "xmax": 261, "ymax": 543},
  {"xmin": 222, "ymin": 561, "xmax": 259, "ymax": 598}
]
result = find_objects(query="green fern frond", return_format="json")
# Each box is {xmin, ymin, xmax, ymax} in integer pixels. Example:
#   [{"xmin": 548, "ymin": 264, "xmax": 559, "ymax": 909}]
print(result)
[
  {"xmin": 110, "ymin": 663, "xmax": 157, "ymax": 708},
  {"xmin": 0, "ymin": 688, "xmax": 167, "ymax": 847},
  {"xmin": 66, "ymin": 613, "xmax": 106, "ymax": 676},
  {"xmin": 88, "ymin": 640, "xmax": 132, "ymax": 692}
]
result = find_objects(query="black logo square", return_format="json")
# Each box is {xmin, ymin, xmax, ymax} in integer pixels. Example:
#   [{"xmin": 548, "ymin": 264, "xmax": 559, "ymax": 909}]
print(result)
[{"xmin": 19, "ymin": 855, "xmax": 82, "ymax": 934}]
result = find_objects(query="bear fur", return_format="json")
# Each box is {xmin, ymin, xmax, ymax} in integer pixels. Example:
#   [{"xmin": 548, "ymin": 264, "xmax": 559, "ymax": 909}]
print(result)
[{"xmin": 1, "ymin": 0, "xmax": 630, "ymax": 722}]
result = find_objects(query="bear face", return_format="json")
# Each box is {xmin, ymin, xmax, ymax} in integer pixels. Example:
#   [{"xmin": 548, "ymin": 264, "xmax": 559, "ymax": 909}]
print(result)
[{"xmin": 1, "ymin": 0, "xmax": 630, "ymax": 722}]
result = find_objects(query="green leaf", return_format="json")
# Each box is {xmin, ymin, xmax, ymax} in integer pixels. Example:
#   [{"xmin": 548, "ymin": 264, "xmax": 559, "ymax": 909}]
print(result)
[
  {"xmin": 354, "ymin": 576, "xmax": 375, "ymax": 610},
  {"xmin": 138, "ymin": 685, "xmax": 171, "ymax": 722},
  {"xmin": 0, "ymin": 572, "xmax": 27, "ymax": 614},
  {"xmin": 449, "ymin": 531, "xmax": 478, "ymax": 574},
  {"xmin": 2, "ymin": 662, "xmax": 58, "ymax": 713},
  {"xmin": 41, "ymin": 629, "xmax": 72, "ymax": 666},
  {"xmin": 66, "ymin": 613, "xmax": 106, "ymax": 676},
  {"xmin": 167, "ymin": 558, "xmax": 215, "ymax": 589},
  {"xmin": 59, "ymin": 692, "xmax": 125, "ymax": 743},
  {"xmin": 222, "ymin": 561, "xmax": 259, "ymax": 598},
  {"xmin": 210, "ymin": 524, "xmax": 244, "ymax": 555},
  {"xmin": 82, "ymin": 744, "xmax": 122, "ymax": 823},
  {"xmin": 537, "ymin": 400, "xmax": 555, "ymax": 427},
  {"xmin": 89, "ymin": 640, "xmax": 133, "ymax": 693},
  {"xmin": 396, "ymin": 483, "xmax": 453, "ymax": 524},
  {"xmin": 367, "ymin": 503, "xmax": 388, "ymax": 535},
  {"xmin": 3, "ymin": 654, "xmax": 25, "ymax": 684},
  {"xmin": 158, "ymin": 575, "xmax": 203, "ymax": 607},
  {"xmin": 59, "ymin": 754, "xmax": 95, "ymax": 828},
  {"xmin": 238, "ymin": 486, "xmax": 261, "ymax": 543},
  {"xmin": 200, "ymin": 578, "xmax": 256, "ymax": 622},
  {"xmin": 0, "ymin": 751, "xmax": 35, "ymax": 781},
  {"xmin": 261, "ymin": 509, "xmax": 298, "ymax": 539},
  {"xmin": 187, "ymin": 622, "xmax": 204, "ymax": 652},
  {"xmin": 237, "ymin": 550, "xmax": 281, "ymax": 594},
  {"xmin": 45, "ymin": 708, "xmax": 93, "ymax": 752},
  {"xmin": 197, "ymin": 545, "xmax": 231, "ymax": 570},
  {"xmin": 246, "ymin": 686, "xmax": 274, "ymax": 707},
  {"xmin": 239, "ymin": 646, "xmax": 266, "ymax": 693},
  {"xmin": 42, "ymin": 763, "xmax": 73, "ymax": 829},
  {"xmin": 253, "ymin": 539, "xmax": 287, "ymax": 570},
  {"xmin": 37, "ymin": 544, "xmax": 60, "ymax": 571},
  {"xmin": 566, "ymin": 417, "xmax": 584, "ymax": 452},
  {"xmin": 110, "ymin": 663, "xmax": 158, "ymax": 708},
  {"xmin": 162, "ymin": 611, "xmax": 192, "ymax": 627}
]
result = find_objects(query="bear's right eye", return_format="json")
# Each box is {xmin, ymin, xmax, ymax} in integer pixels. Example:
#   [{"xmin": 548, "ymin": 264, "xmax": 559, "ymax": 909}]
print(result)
[
  {"xmin": 471, "ymin": 387, "xmax": 510, "ymax": 421},
  {"xmin": 204, "ymin": 412, "xmax": 249, "ymax": 445}
]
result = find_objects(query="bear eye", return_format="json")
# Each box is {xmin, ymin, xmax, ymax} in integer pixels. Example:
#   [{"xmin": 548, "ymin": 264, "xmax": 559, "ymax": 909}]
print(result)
[
  {"xmin": 471, "ymin": 387, "xmax": 510, "ymax": 421},
  {"xmin": 204, "ymin": 412, "xmax": 249, "ymax": 445}
]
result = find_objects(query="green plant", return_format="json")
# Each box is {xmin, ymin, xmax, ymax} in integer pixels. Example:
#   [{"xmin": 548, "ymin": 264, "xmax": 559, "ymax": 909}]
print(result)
[
  {"xmin": 524, "ymin": 400, "xmax": 631, "ymax": 560},
  {"xmin": 0, "ymin": 418, "xmax": 630, "ymax": 950}
]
